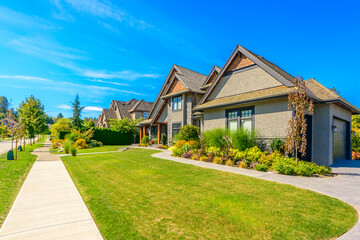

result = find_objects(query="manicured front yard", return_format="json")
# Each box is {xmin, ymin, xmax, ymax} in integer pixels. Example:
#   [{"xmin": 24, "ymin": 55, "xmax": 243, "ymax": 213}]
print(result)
[
  {"xmin": 50, "ymin": 145, "xmax": 127, "ymax": 154},
  {"xmin": 62, "ymin": 148, "xmax": 357, "ymax": 240},
  {"xmin": 0, "ymin": 137, "xmax": 46, "ymax": 226}
]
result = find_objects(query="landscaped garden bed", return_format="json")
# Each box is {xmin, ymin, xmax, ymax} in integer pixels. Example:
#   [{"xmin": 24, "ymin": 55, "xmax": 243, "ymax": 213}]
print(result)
[
  {"xmin": 164, "ymin": 125, "xmax": 332, "ymax": 177},
  {"xmin": 62, "ymin": 148, "xmax": 356, "ymax": 239}
]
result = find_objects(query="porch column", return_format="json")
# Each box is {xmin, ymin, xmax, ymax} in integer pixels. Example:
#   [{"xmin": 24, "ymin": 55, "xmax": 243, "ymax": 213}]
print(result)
[
  {"xmin": 158, "ymin": 124, "xmax": 161, "ymax": 144},
  {"xmin": 143, "ymin": 126, "xmax": 146, "ymax": 139},
  {"xmin": 139, "ymin": 127, "xmax": 142, "ymax": 144}
]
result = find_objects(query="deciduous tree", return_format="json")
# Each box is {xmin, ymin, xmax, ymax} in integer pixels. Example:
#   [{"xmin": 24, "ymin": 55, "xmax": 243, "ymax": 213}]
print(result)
[{"xmin": 285, "ymin": 76, "xmax": 314, "ymax": 161}]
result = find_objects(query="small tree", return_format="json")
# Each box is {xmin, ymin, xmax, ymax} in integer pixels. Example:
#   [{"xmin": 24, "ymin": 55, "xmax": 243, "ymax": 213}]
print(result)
[
  {"xmin": 285, "ymin": 76, "xmax": 314, "ymax": 161},
  {"xmin": 71, "ymin": 94, "xmax": 84, "ymax": 129},
  {"xmin": 109, "ymin": 118, "xmax": 142, "ymax": 135}
]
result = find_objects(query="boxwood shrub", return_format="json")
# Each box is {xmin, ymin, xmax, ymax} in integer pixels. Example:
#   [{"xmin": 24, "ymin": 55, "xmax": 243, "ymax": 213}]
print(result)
[{"xmin": 93, "ymin": 128, "xmax": 135, "ymax": 145}]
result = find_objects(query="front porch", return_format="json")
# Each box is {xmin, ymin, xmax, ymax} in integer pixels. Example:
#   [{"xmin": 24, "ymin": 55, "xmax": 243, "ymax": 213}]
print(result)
[{"xmin": 139, "ymin": 123, "xmax": 167, "ymax": 144}]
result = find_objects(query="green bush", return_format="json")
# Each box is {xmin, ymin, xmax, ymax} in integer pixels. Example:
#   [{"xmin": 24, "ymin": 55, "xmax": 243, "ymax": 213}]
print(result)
[
  {"xmin": 316, "ymin": 165, "xmax": 331, "ymax": 175},
  {"xmin": 231, "ymin": 128, "xmax": 257, "ymax": 151},
  {"xmin": 178, "ymin": 125, "xmax": 200, "ymax": 141},
  {"xmin": 65, "ymin": 132, "xmax": 78, "ymax": 142},
  {"xmin": 88, "ymin": 140, "xmax": 102, "ymax": 148},
  {"xmin": 93, "ymin": 127, "xmax": 135, "ymax": 145},
  {"xmin": 270, "ymin": 137, "xmax": 285, "ymax": 154},
  {"xmin": 59, "ymin": 130, "xmax": 71, "ymax": 140},
  {"xmin": 254, "ymin": 163, "xmax": 269, "ymax": 172},
  {"xmin": 173, "ymin": 147, "xmax": 186, "ymax": 157},
  {"xmin": 161, "ymin": 133, "xmax": 167, "ymax": 145},
  {"xmin": 141, "ymin": 135, "xmax": 150, "ymax": 144},
  {"xmin": 70, "ymin": 146, "xmax": 77, "ymax": 156},
  {"xmin": 7, "ymin": 150, "xmax": 14, "ymax": 160},
  {"xmin": 202, "ymin": 128, "xmax": 228, "ymax": 149},
  {"xmin": 294, "ymin": 161, "xmax": 317, "ymax": 176},
  {"xmin": 64, "ymin": 141, "xmax": 72, "ymax": 154},
  {"xmin": 272, "ymin": 158, "xmax": 296, "ymax": 175}
]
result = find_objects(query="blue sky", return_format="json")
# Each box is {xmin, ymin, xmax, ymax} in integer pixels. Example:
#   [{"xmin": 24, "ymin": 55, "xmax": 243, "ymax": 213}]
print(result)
[{"xmin": 0, "ymin": 0, "xmax": 359, "ymax": 118}]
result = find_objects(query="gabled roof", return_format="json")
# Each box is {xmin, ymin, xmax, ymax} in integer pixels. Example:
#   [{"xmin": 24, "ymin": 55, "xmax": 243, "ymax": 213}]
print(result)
[
  {"xmin": 129, "ymin": 99, "xmax": 154, "ymax": 113},
  {"xmin": 173, "ymin": 65, "xmax": 207, "ymax": 93},
  {"xmin": 202, "ymin": 65, "xmax": 222, "ymax": 87},
  {"xmin": 200, "ymin": 44, "xmax": 295, "ymax": 105},
  {"xmin": 102, "ymin": 109, "xmax": 117, "ymax": 120}
]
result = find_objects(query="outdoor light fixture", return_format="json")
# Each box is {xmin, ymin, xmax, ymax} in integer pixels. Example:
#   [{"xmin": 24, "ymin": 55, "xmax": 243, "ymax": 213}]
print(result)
[{"xmin": 332, "ymin": 125, "xmax": 338, "ymax": 133}]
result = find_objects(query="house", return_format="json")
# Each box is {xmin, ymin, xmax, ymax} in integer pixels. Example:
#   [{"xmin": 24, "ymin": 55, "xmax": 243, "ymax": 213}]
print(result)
[
  {"xmin": 138, "ymin": 44, "xmax": 360, "ymax": 166},
  {"xmin": 97, "ymin": 99, "xmax": 153, "ymax": 128}
]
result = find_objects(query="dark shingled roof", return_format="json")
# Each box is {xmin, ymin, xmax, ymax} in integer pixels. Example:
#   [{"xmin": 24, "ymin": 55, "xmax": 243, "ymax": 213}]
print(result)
[
  {"xmin": 174, "ymin": 65, "xmax": 207, "ymax": 93},
  {"xmin": 103, "ymin": 109, "xmax": 117, "ymax": 120},
  {"xmin": 129, "ymin": 99, "xmax": 154, "ymax": 113}
]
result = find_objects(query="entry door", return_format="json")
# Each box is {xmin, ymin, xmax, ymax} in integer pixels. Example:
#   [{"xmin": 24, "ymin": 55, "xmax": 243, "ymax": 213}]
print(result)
[{"xmin": 333, "ymin": 118, "xmax": 347, "ymax": 161}]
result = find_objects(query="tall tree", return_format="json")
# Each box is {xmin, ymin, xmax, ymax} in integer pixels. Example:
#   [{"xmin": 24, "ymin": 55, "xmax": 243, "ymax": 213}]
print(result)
[
  {"xmin": 284, "ymin": 76, "xmax": 314, "ymax": 161},
  {"xmin": 17, "ymin": 95, "xmax": 46, "ymax": 144},
  {"xmin": 57, "ymin": 113, "xmax": 64, "ymax": 119},
  {"xmin": 0, "ymin": 97, "xmax": 10, "ymax": 116},
  {"xmin": 71, "ymin": 94, "xmax": 84, "ymax": 129}
]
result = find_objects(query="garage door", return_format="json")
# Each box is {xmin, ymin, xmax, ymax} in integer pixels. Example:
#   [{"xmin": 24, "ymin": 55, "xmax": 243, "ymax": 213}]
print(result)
[{"xmin": 333, "ymin": 118, "xmax": 347, "ymax": 161}]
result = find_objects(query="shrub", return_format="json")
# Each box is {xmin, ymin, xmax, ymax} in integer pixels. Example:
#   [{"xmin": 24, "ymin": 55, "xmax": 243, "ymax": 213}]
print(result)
[
  {"xmin": 93, "ymin": 128, "xmax": 135, "ymax": 145},
  {"xmin": 63, "ymin": 141, "xmax": 72, "ymax": 154},
  {"xmin": 51, "ymin": 138, "xmax": 63, "ymax": 148},
  {"xmin": 150, "ymin": 139, "xmax": 155, "ymax": 145},
  {"xmin": 272, "ymin": 157, "xmax": 296, "ymax": 175},
  {"xmin": 200, "ymin": 156, "xmax": 208, "ymax": 162},
  {"xmin": 181, "ymin": 152, "xmax": 193, "ymax": 158},
  {"xmin": 173, "ymin": 147, "xmax": 185, "ymax": 157},
  {"xmin": 161, "ymin": 133, "xmax": 167, "ymax": 145},
  {"xmin": 191, "ymin": 154, "xmax": 200, "ymax": 160},
  {"xmin": 243, "ymin": 146, "xmax": 263, "ymax": 164},
  {"xmin": 152, "ymin": 138, "xmax": 158, "ymax": 144},
  {"xmin": 231, "ymin": 128, "xmax": 257, "ymax": 151},
  {"xmin": 202, "ymin": 128, "xmax": 228, "ymax": 149},
  {"xmin": 7, "ymin": 150, "xmax": 14, "ymax": 160},
  {"xmin": 254, "ymin": 163, "xmax": 269, "ymax": 172},
  {"xmin": 141, "ymin": 135, "xmax": 150, "ymax": 144},
  {"xmin": 213, "ymin": 156, "xmax": 223, "ymax": 164},
  {"xmin": 138, "ymin": 143, "xmax": 148, "ymax": 147},
  {"xmin": 258, "ymin": 152, "xmax": 281, "ymax": 166},
  {"xmin": 59, "ymin": 130, "xmax": 71, "ymax": 140},
  {"xmin": 294, "ymin": 161, "xmax": 317, "ymax": 176},
  {"xmin": 225, "ymin": 159, "xmax": 234, "ymax": 166},
  {"xmin": 270, "ymin": 137, "xmax": 285, "ymax": 154},
  {"xmin": 88, "ymin": 140, "xmax": 102, "ymax": 148},
  {"xmin": 65, "ymin": 132, "xmax": 78, "ymax": 142},
  {"xmin": 178, "ymin": 125, "xmax": 200, "ymax": 141},
  {"xmin": 206, "ymin": 146, "xmax": 221, "ymax": 158},
  {"xmin": 74, "ymin": 138, "xmax": 88, "ymax": 149},
  {"xmin": 239, "ymin": 161, "xmax": 248, "ymax": 168},
  {"xmin": 316, "ymin": 165, "xmax": 332, "ymax": 175},
  {"xmin": 175, "ymin": 140, "xmax": 188, "ymax": 148},
  {"xmin": 189, "ymin": 140, "xmax": 200, "ymax": 150},
  {"xmin": 70, "ymin": 146, "xmax": 77, "ymax": 156},
  {"xmin": 158, "ymin": 145, "xmax": 168, "ymax": 149}
]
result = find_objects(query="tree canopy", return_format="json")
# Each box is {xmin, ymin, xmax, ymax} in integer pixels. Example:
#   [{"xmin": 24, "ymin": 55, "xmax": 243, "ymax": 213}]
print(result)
[
  {"xmin": 17, "ymin": 95, "xmax": 47, "ymax": 139},
  {"xmin": 71, "ymin": 94, "xmax": 84, "ymax": 129},
  {"xmin": 50, "ymin": 118, "xmax": 72, "ymax": 137},
  {"xmin": 109, "ymin": 118, "xmax": 142, "ymax": 135}
]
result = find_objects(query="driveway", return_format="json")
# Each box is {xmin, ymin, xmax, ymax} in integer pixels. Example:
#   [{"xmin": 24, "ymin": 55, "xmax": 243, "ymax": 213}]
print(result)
[{"xmin": 152, "ymin": 149, "xmax": 360, "ymax": 240}]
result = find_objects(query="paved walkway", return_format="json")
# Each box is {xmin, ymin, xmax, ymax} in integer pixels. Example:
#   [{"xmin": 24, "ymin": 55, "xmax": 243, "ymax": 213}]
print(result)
[
  {"xmin": 0, "ymin": 138, "xmax": 103, "ymax": 240},
  {"xmin": 151, "ymin": 149, "xmax": 360, "ymax": 240}
]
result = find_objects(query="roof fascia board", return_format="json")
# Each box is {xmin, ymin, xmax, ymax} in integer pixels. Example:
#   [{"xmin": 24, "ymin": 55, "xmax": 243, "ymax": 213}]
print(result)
[{"xmin": 203, "ymin": 66, "xmax": 219, "ymax": 86}]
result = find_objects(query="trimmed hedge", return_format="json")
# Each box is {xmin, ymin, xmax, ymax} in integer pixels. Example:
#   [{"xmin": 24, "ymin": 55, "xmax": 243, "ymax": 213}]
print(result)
[
  {"xmin": 93, "ymin": 128, "xmax": 137, "ymax": 145},
  {"xmin": 59, "ymin": 130, "xmax": 71, "ymax": 140}
]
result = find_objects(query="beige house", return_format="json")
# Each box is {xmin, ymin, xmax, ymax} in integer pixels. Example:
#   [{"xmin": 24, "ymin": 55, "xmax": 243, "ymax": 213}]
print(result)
[
  {"xmin": 97, "ymin": 99, "xmax": 153, "ymax": 128},
  {"xmin": 138, "ymin": 44, "xmax": 359, "ymax": 166}
]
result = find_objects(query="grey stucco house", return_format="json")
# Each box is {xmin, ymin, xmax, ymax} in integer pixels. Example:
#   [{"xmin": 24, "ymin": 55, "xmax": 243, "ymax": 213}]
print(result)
[{"xmin": 138, "ymin": 44, "xmax": 359, "ymax": 166}]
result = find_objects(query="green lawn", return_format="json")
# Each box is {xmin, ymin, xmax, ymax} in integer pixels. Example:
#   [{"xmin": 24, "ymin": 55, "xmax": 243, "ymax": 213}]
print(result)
[
  {"xmin": 50, "ymin": 145, "xmax": 127, "ymax": 154},
  {"xmin": 62, "ymin": 149, "xmax": 357, "ymax": 240},
  {"xmin": 0, "ymin": 136, "xmax": 46, "ymax": 226}
]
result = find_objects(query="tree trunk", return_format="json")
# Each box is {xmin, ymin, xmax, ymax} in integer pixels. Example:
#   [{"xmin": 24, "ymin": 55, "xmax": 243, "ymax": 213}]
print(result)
[
  {"xmin": 15, "ymin": 138, "xmax": 18, "ymax": 160},
  {"xmin": 23, "ymin": 138, "xmax": 26, "ymax": 151}
]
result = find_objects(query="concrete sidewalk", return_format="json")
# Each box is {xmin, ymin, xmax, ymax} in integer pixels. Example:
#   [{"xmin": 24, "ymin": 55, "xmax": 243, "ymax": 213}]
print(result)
[
  {"xmin": 151, "ymin": 149, "xmax": 360, "ymax": 240},
  {"xmin": 0, "ymin": 138, "xmax": 103, "ymax": 240}
]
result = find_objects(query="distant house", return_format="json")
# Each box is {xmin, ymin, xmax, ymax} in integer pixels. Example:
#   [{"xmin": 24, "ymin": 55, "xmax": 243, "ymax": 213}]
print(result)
[
  {"xmin": 138, "ymin": 44, "xmax": 360, "ymax": 166},
  {"xmin": 97, "ymin": 99, "xmax": 154, "ymax": 128}
]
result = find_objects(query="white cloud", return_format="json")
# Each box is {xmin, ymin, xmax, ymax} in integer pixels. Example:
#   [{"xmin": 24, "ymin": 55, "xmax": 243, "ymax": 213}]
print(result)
[
  {"xmin": 51, "ymin": 0, "xmax": 153, "ymax": 30},
  {"xmin": 0, "ymin": 75, "xmax": 51, "ymax": 82},
  {"xmin": 83, "ymin": 70, "xmax": 161, "ymax": 80},
  {"xmin": 58, "ymin": 104, "xmax": 72, "ymax": 109},
  {"xmin": 89, "ymin": 79, "xmax": 129, "ymax": 86},
  {"xmin": 84, "ymin": 106, "xmax": 102, "ymax": 111}
]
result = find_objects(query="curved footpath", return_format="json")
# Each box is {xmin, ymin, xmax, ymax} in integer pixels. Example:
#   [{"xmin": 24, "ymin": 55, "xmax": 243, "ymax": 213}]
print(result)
[
  {"xmin": 151, "ymin": 149, "xmax": 360, "ymax": 240},
  {"xmin": 0, "ymin": 137, "xmax": 103, "ymax": 240}
]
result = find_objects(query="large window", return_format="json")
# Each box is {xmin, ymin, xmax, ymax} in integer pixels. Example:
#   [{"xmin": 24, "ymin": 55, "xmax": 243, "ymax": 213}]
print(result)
[
  {"xmin": 172, "ymin": 123, "xmax": 181, "ymax": 137},
  {"xmin": 143, "ymin": 112, "xmax": 149, "ymax": 118},
  {"xmin": 172, "ymin": 96, "xmax": 182, "ymax": 111},
  {"xmin": 226, "ymin": 107, "xmax": 254, "ymax": 131}
]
